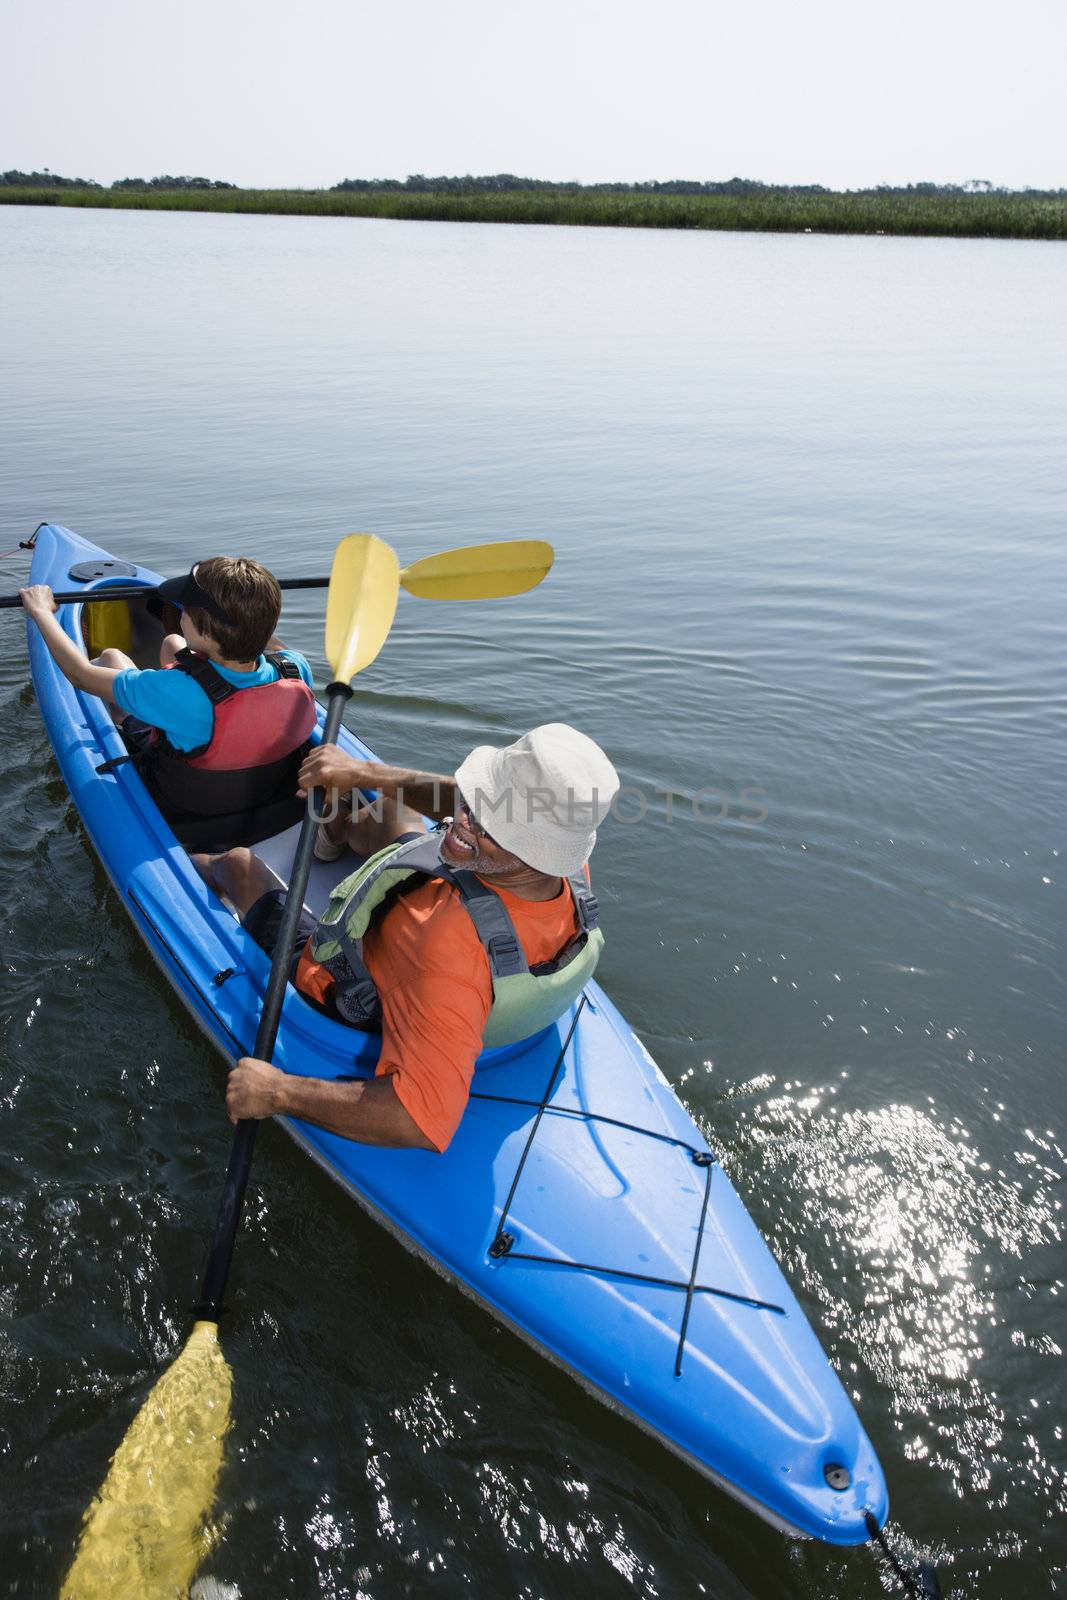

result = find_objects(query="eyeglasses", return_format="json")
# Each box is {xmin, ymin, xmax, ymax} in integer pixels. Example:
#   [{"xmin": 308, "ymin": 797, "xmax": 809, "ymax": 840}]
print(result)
[{"xmin": 457, "ymin": 795, "xmax": 498, "ymax": 846}]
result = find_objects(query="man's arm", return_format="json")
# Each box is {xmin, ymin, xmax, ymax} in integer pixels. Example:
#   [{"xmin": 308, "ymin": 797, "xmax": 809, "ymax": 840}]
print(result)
[
  {"xmin": 21, "ymin": 586, "xmax": 122, "ymax": 704},
  {"xmin": 227, "ymin": 1056, "xmax": 438, "ymax": 1150},
  {"xmin": 298, "ymin": 744, "xmax": 457, "ymax": 821}
]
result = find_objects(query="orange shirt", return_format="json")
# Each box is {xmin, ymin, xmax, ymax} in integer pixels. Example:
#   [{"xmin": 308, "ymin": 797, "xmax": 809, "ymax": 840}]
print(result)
[{"xmin": 295, "ymin": 876, "xmax": 580, "ymax": 1152}]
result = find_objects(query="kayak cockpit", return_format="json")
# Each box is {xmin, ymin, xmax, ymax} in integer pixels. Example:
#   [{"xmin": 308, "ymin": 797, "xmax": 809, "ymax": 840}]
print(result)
[
  {"xmin": 77, "ymin": 579, "xmax": 172, "ymax": 668},
  {"xmin": 73, "ymin": 576, "xmax": 347, "ymax": 892}
]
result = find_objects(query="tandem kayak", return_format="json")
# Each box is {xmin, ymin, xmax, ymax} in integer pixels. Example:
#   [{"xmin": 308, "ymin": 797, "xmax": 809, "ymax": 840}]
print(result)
[{"xmin": 26, "ymin": 522, "xmax": 889, "ymax": 1546}]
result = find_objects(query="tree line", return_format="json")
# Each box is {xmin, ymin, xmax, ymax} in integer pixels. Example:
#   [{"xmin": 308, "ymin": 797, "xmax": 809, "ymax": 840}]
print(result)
[
  {"xmin": 4, "ymin": 169, "xmax": 1065, "ymax": 198},
  {"xmin": 1, "ymin": 170, "xmax": 236, "ymax": 190},
  {"xmin": 331, "ymin": 174, "xmax": 1067, "ymax": 198}
]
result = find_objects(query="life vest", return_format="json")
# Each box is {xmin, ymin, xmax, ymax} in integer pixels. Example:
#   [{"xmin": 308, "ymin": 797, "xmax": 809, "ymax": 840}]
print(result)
[
  {"xmin": 307, "ymin": 828, "xmax": 603, "ymax": 1049},
  {"xmin": 140, "ymin": 648, "xmax": 317, "ymax": 850}
]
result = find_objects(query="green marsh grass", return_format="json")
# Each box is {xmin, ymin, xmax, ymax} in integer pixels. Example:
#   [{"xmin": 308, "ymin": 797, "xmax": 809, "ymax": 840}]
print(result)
[{"xmin": 2, "ymin": 185, "xmax": 1064, "ymax": 240}]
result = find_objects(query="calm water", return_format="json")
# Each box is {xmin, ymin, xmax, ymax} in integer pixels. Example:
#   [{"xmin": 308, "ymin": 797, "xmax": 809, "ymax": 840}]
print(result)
[{"xmin": 1, "ymin": 206, "xmax": 1064, "ymax": 1599}]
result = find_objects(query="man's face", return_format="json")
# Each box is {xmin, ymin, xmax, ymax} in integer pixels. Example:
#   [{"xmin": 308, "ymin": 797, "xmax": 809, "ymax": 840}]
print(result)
[{"xmin": 440, "ymin": 798, "xmax": 526, "ymax": 878}]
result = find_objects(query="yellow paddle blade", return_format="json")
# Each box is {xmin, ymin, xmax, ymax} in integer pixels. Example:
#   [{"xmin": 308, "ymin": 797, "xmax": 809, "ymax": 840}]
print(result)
[
  {"xmin": 61, "ymin": 1321, "xmax": 231, "ymax": 1600},
  {"xmin": 325, "ymin": 533, "xmax": 401, "ymax": 684},
  {"xmin": 400, "ymin": 539, "xmax": 554, "ymax": 600}
]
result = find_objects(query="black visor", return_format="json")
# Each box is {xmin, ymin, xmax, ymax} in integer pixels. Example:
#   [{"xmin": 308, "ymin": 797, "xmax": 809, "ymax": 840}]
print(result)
[{"xmin": 156, "ymin": 564, "xmax": 235, "ymax": 626}]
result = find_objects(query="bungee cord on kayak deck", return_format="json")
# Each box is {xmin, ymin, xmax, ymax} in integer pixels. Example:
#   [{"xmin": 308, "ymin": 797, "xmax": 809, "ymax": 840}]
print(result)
[
  {"xmin": 475, "ymin": 995, "xmax": 943, "ymax": 1597},
  {"xmin": 472, "ymin": 1002, "xmax": 787, "ymax": 1377},
  {"xmin": 483, "ymin": 993, "xmax": 589, "ymax": 1256}
]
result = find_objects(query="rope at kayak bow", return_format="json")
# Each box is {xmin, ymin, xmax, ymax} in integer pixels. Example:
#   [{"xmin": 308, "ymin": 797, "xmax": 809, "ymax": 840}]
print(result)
[
  {"xmin": 473, "ymin": 994, "xmax": 785, "ymax": 1377},
  {"xmin": 0, "ymin": 523, "xmax": 42, "ymax": 559},
  {"xmin": 865, "ymin": 1512, "xmax": 943, "ymax": 1598}
]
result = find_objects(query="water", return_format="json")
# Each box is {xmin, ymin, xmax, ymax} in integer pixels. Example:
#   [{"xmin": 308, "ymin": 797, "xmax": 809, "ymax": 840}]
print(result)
[{"xmin": 1, "ymin": 205, "xmax": 1064, "ymax": 1598}]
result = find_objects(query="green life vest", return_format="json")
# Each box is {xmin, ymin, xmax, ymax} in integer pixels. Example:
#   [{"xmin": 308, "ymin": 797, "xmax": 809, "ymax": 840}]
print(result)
[{"xmin": 309, "ymin": 828, "xmax": 603, "ymax": 1049}]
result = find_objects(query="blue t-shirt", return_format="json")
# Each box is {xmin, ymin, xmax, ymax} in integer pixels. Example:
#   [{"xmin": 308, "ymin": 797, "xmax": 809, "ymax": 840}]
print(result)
[{"xmin": 113, "ymin": 650, "xmax": 314, "ymax": 751}]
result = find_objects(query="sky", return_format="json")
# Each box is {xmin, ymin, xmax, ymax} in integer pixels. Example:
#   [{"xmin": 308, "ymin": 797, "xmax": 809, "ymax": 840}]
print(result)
[{"xmin": 2, "ymin": 0, "xmax": 1064, "ymax": 191}]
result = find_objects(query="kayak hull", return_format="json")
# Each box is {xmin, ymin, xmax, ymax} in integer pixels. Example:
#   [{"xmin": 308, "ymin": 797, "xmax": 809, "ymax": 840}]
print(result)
[{"xmin": 27, "ymin": 523, "xmax": 889, "ymax": 1545}]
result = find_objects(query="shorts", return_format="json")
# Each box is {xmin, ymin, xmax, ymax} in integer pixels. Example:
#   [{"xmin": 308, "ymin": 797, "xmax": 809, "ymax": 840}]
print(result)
[
  {"xmin": 240, "ymin": 831, "xmax": 423, "ymax": 1016},
  {"xmin": 121, "ymin": 715, "xmax": 157, "ymax": 756},
  {"xmin": 241, "ymin": 889, "xmax": 318, "ymax": 978}
]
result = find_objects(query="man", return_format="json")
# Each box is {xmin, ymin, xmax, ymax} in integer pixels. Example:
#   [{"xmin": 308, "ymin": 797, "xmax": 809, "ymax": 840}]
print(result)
[{"xmin": 195, "ymin": 723, "xmax": 618, "ymax": 1154}]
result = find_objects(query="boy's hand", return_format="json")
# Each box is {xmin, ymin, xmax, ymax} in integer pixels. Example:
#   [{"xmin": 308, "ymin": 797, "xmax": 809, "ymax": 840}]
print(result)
[
  {"xmin": 20, "ymin": 584, "xmax": 57, "ymax": 620},
  {"xmin": 227, "ymin": 1057, "xmax": 287, "ymax": 1122}
]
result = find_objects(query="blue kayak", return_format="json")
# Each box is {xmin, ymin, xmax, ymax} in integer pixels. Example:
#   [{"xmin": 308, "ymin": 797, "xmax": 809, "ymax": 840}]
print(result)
[{"xmin": 27, "ymin": 522, "xmax": 889, "ymax": 1546}]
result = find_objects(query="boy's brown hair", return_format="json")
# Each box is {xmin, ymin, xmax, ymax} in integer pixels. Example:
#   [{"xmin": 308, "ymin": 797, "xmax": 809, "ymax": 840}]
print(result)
[{"xmin": 185, "ymin": 557, "xmax": 282, "ymax": 662}]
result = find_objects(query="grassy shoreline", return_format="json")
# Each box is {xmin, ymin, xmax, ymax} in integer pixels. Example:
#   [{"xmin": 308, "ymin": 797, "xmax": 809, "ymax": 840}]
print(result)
[{"xmin": 2, "ymin": 185, "xmax": 1064, "ymax": 240}]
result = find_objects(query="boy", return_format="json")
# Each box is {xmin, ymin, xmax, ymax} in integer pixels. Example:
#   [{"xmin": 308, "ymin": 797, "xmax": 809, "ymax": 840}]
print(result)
[{"xmin": 22, "ymin": 556, "xmax": 317, "ymax": 848}]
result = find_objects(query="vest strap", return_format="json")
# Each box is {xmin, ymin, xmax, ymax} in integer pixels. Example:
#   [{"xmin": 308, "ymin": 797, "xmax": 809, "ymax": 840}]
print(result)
[
  {"xmin": 266, "ymin": 651, "xmax": 301, "ymax": 681},
  {"xmin": 570, "ymin": 878, "xmax": 599, "ymax": 932},
  {"xmin": 449, "ymin": 871, "xmax": 530, "ymax": 977},
  {"xmin": 323, "ymin": 831, "xmax": 443, "ymax": 1025},
  {"xmin": 173, "ymin": 646, "xmax": 237, "ymax": 706}
]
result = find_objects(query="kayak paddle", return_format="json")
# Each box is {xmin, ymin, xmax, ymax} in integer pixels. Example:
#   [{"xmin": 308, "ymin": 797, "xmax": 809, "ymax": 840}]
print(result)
[
  {"xmin": 60, "ymin": 533, "xmax": 401, "ymax": 1600},
  {"xmin": 398, "ymin": 538, "xmax": 553, "ymax": 599},
  {"xmin": 0, "ymin": 538, "xmax": 553, "ymax": 609}
]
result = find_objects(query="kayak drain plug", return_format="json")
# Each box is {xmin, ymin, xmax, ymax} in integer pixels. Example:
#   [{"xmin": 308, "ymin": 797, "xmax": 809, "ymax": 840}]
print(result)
[
  {"xmin": 824, "ymin": 1463, "xmax": 851, "ymax": 1491},
  {"xmin": 489, "ymin": 1233, "xmax": 515, "ymax": 1258}
]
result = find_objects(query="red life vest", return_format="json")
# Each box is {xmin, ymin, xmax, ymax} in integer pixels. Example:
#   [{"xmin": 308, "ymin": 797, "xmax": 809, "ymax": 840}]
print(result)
[{"xmin": 141, "ymin": 648, "xmax": 317, "ymax": 850}]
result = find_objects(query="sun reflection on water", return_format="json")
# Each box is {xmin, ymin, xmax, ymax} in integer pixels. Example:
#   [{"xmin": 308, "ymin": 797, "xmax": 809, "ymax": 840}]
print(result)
[{"xmin": 719, "ymin": 1074, "xmax": 1066, "ymax": 1535}]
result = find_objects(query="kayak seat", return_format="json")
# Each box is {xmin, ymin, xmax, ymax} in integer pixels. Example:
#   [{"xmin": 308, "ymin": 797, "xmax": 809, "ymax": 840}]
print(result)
[{"xmin": 250, "ymin": 821, "xmax": 367, "ymax": 919}]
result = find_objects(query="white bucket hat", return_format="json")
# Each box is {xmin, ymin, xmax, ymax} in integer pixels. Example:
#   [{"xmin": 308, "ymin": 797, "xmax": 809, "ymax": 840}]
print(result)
[{"xmin": 454, "ymin": 724, "xmax": 619, "ymax": 878}]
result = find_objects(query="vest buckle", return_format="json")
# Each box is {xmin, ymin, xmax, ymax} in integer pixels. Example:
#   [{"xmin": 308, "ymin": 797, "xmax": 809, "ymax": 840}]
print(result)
[
  {"xmin": 335, "ymin": 971, "xmax": 381, "ymax": 1023},
  {"xmin": 486, "ymin": 930, "xmax": 523, "ymax": 975},
  {"xmin": 575, "ymin": 891, "xmax": 599, "ymax": 932}
]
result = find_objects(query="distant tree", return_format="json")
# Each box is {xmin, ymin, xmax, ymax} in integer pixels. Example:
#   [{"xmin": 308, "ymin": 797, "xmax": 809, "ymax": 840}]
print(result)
[
  {"xmin": 111, "ymin": 174, "xmax": 237, "ymax": 190},
  {"xmin": 1, "ymin": 168, "xmax": 100, "ymax": 187}
]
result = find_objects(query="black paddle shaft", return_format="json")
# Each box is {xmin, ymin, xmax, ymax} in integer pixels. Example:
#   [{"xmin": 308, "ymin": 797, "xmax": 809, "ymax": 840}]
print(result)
[
  {"xmin": 0, "ymin": 577, "xmax": 331, "ymax": 609},
  {"xmin": 193, "ymin": 683, "xmax": 352, "ymax": 1323}
]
